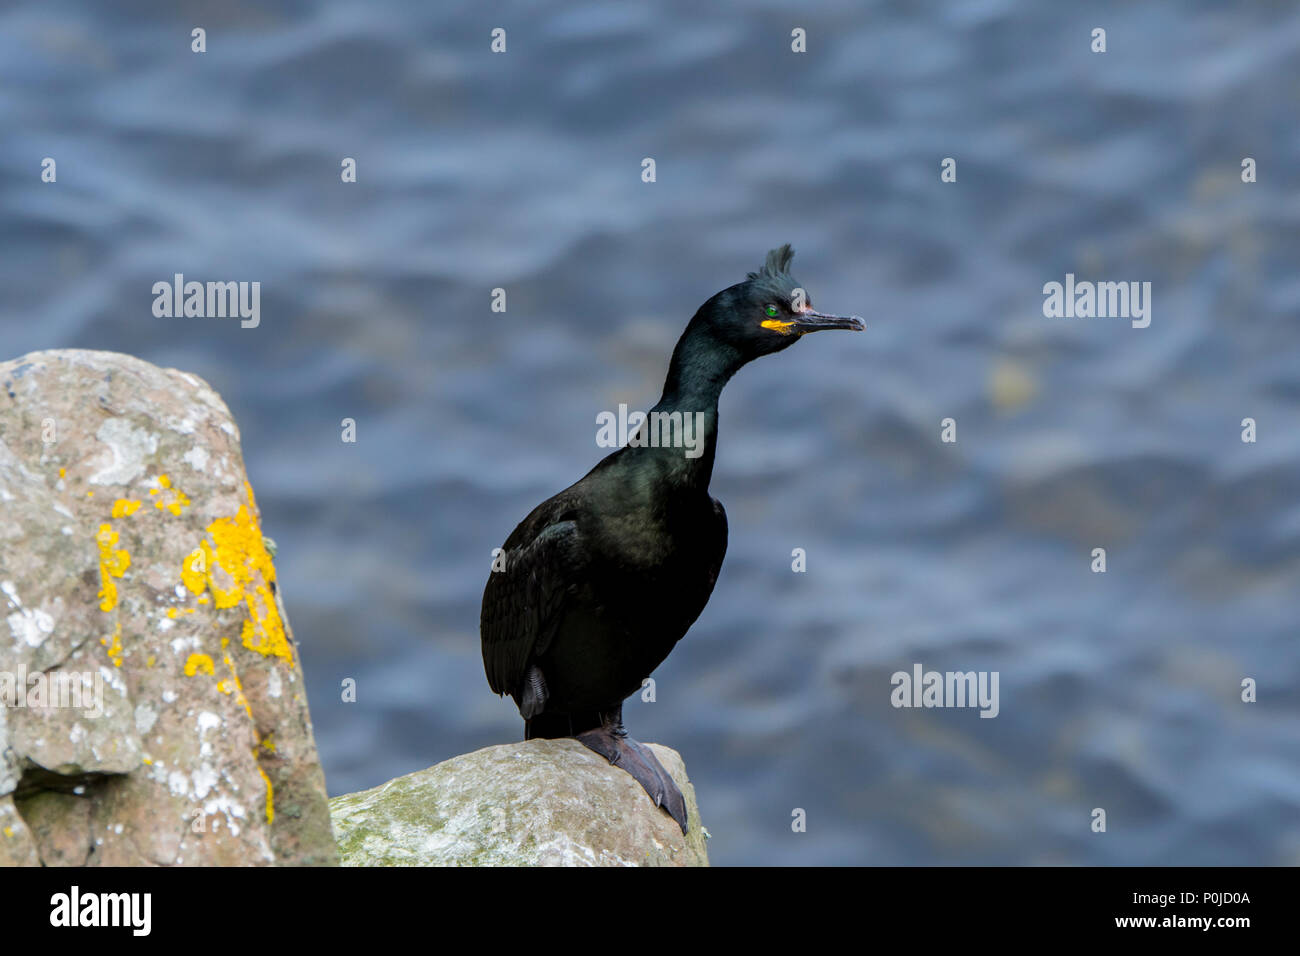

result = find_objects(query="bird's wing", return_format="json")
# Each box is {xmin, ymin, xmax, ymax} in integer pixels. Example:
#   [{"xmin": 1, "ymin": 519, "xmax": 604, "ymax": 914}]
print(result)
[{"xmin": 480, "ymin": 516, "xmax": 585, "ymax": 700}]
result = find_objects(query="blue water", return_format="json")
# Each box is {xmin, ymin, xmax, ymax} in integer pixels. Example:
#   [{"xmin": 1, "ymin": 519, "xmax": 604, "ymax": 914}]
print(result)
[{"xmin": 2, "ymin": 0, "xmax": 1297, "ymax": 865}]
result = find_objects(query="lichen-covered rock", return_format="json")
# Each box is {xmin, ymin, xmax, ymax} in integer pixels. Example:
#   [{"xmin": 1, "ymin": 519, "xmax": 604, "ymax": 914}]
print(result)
[
  {"xmin": 330, "ymin": 739, "xmax": 709, "ymax": 866},
  {"xmin": 0, "ymin": 349, "xmax": 336, "ymax": 865}
]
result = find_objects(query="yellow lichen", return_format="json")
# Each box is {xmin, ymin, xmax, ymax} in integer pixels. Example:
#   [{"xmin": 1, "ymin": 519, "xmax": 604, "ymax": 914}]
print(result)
[
  {"xmin": 95, "ymin": 523, "xmax": 130, "ymax": 612},
  {"xmin": 257, "ymin": 765, "xmax": 274, "ymax": 825},
  {"xmin": 154, "ymin": 493, "xmax": 190, "ymax": 515},
  {"xmin": 181, "ymin": 542, "xmax": 213, "ymax": 596},
  {"xmin": 2, "ymin": 826, "xmax": 12, "ymax": 838},
  {"xmin": 111, "ymin": 498, "xmax": 142, "ymax": 518},
  {"xmin": 241, "ymin": 584, "xmax": 287, "ymax": 660},
  {"xmin": 214, "ymin": 647, "xmax": 272, "ymax": 824},
  {"xmin": 221, "ymin": 650, "xmax": 253, "ymax": 721},
  {"xmin": 183, "ymin": 653, "xmax": 215, "ymax": 677},
  {"xmin": 85, "ymin": 475, "xmax": 288, "ymax": 834},
  {"xmin": 158, "ymin": 480, "xmax": 284, "ymax": 831},
  {"xmin": 58, "ymin": 468, "xmax": 66, "ymax": 479},
  {"xmin": 149, "ymin": 474, "xmax": 189, "ymax": 515},
  {"xmin": 101, "ymin": 619, "xmax": 123, "ymax": 667},
  {"xmin": 182, "ymin": 482, "xmax": 290, "ymax": 662}
]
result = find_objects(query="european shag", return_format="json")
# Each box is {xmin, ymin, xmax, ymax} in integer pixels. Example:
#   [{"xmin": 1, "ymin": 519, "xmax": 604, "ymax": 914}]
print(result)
[{"xmin": 481, "ymin": 245, "xmax": 863, "ymax": 832}]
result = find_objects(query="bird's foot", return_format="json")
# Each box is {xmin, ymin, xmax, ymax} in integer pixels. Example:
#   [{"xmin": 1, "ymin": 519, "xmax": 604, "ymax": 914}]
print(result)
[{"xmin": 575, "ymin": 726, "xmax": 689, "ymax": 834}]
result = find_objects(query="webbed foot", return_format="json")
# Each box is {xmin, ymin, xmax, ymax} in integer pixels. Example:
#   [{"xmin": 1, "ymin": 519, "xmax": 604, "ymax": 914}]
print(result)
[{"xmin": 576, "ymin": 708, "xmax": 688, "ymax": 834}]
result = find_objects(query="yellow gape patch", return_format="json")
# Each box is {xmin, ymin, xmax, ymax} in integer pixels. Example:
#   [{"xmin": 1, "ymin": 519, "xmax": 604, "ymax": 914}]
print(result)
[{"xmin": 761, "ymin": 319, "xmax": 797, "ymax": 334}]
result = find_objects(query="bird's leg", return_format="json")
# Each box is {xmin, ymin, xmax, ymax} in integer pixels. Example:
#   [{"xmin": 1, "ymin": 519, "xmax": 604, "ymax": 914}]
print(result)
[{"xmin": 575, "ymin": 703, "xmax": 689, "ymax": 834}]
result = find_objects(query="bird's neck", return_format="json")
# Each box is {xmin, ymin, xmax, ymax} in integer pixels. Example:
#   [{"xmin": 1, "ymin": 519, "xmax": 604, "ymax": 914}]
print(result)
[
  {"xmin": 657, "ymin": 318, "xmax": 744, "ymax": 409},
  {"xmin": 639, "ymin": 319, "xmax": 745, "ymax": 491}
]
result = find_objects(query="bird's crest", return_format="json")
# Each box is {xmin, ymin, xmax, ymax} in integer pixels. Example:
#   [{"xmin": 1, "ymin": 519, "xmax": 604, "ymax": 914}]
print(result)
[{"xmin": 748, "ymin": 244, "xmax": 795, "ymax": 280}]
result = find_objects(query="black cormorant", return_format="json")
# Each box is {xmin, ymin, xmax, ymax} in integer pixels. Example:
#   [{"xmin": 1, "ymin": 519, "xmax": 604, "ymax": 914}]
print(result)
[{"xmin": 481, "ymin": 245, "xmax": 863, "ymax": 832}]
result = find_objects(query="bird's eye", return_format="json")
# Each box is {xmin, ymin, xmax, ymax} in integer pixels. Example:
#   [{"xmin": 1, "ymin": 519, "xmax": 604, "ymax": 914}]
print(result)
[{"xmin": 764, "ymin": 305, "xmax": 779, "ymax": 317}]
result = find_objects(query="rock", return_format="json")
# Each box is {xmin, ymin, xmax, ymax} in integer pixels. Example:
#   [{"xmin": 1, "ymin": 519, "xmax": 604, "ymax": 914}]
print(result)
[
  {"xmin": 0, "ymin": 349, "xmax": 337, "ymax": 865},
  {"xmin": 330, "ymin": 739, "xmax": 709, "ymax": 866}
]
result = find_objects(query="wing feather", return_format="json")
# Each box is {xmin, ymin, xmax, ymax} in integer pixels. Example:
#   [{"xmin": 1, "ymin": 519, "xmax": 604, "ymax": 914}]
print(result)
[{"xmin": 480, "ymin": 517, "xmax": 584, "ymax": 700}]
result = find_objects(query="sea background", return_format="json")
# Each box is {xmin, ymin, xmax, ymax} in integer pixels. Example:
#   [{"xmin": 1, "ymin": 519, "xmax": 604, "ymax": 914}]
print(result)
[{"xmin": 1, "ymin": 0, "xmax": 1297, "ymax": 865}]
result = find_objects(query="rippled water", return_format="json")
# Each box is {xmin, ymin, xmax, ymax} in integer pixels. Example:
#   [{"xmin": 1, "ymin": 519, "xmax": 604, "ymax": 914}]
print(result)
[{"xmin": 2, "ymin": 0, "xmax": 1298, "ymax": 865}]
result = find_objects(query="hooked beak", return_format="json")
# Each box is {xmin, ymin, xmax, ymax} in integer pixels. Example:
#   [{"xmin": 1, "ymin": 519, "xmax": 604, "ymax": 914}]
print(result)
[
  {"xmin": 791, "ymin": 308, "xmax": 865, "ymax": 334},
  {"xmin": 761, "ymin": 308, "xmax": 866, "ymax": 336}
]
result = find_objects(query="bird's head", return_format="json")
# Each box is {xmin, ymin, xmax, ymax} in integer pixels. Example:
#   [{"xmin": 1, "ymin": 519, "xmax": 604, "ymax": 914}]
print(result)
[{"xmin": 700, "ymin": 244, "xmax": 864, "ymax": 360}]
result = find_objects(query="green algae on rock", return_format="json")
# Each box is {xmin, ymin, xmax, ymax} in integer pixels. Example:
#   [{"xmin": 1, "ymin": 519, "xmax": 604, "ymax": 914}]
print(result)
[{"xmin": 330, "ymin": 739, "xmax": 709, "ymax": 867}]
